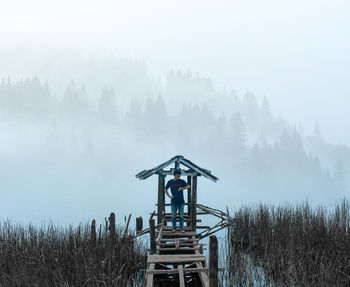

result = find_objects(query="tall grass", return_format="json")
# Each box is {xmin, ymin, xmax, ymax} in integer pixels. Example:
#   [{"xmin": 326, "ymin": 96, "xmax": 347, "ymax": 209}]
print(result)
[
  {"xmin": 0, "ymin": 217, "xmax": 147, "ymax": 286},
  {"xmin": 225, "ymin": 199, "xmax": 350, "ymax": 286}
]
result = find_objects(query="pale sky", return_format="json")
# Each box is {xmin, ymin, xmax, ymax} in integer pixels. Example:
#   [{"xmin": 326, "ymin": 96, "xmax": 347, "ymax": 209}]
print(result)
[{"xmin": 1, "ymin": 0, "xmax": 349, "ymax": 145}]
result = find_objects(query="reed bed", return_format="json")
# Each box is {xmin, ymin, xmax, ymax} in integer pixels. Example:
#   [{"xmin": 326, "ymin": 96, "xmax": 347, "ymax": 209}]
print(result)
[
  {"xmin": 0, "ymin": 214, "xmax": 147, "ymax": 287},
  {"xmin": 225, "ymin": 199, "xmax": 350, "ymax": 286}
]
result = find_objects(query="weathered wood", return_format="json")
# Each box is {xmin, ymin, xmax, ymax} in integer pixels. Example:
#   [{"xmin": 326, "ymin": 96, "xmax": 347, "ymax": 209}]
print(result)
[
  {"xmin": 178, "ymin": 157, "xmax": 219, "ymax": 182},
  {"xmin": 191, "ymin": 176, "xmax": 197, "ymax": 230},
  {"xmin": 109, "ymin": 212, "xmax": 116, "ymax": 242},
  {"xmin": 187, "ymin": 176, "xmax": 192, "ymax": 227},
  {"xmin": 160, "ymin": 242, "xmax": 206, "ymax": 247},
  {"xmin": 136, "ymin": 216, "xmax": 143, "ymax": 233},
  {"xmin": 124, "ymin": 213, "xmax": 132, "ymax": 237},
  {"xmin": 155, "ymin": 203, "xmax": 189, "ymax": 206},
  {"xmin": 157, "ymin": 174, "xmax": 165, "ymax": 225},
  {"xmin": 179, "ymin": 265, "xmax": 185, "ymax": 287},
  {"xmin": 162, "ymin": 225, "xmax": 209, "ymax": 230},
  {"xmin": 159, "ymin": 238, "xmax": 199, "ymax": 242},
  {"xmin": 147, "ymin": 254, "xmax": 206, "ymax": 264},
  {"xmin": 158, "ymin": 170, "xmax": 199, "ymax": 176},
  {"xmin": 147, "ymin": 266, "xmax": 209, "ymax": 275},
  {"xmin": 209, "ymin": 235, "xmax": 218, "ymax": 287},
  {"xmin": 90, "ymin": 219, "xmax": 96, "ymax": 246},
  {"xmin": 163, "ymin": 218, "xmax": 202, "ymax": 223},
  {"xmin": 156, "ymin": 219, "xmax": 164, "ymax": 245},
  {"xmin": 156, "ymin": 247, "xmax": 201, "ymax": 251},
  {"xmin": 158, "ymin": 231, "xmax": 198, "ymax": 237},
  {"xmin": 149, "ymin": 219, "xmax": 156, "ymax": 255},
  {"xmin": 196, "ymin": 261, "xmax": 209, "ymax": 287},
  {"xmin": 146, "ymin": 263, "xmax": 155, "ymax": 287}
]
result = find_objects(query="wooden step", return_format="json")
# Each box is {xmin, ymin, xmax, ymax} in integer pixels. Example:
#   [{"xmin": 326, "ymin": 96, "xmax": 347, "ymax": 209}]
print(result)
[
  {"xmin": 159, "ymin": 242, "xmax": 201, "ymax": 247},
  {"xmin": 157, "ymin": 231, "xmax": 199, "ymax": 237},
  {"xmin": 146, "ymin": 266, "xmax": 225, "ymax": 275},
  {"xmin": 157, "ymin": 247, "xmax": 201, "ymax": 251},
  {"xmin": 159, "ymin": 238, "xmax": 199, "ymax": 243},
  {"xmin": 162, "ymin": 226, "xmax": 209, "ymax": 231},
  {"xmin": 147, "ymin": 254, "xmax": 206, "ymax": 264},
  {"xmin": 147, "ymin": 266, "xmax": 209, "ymax": 275},
  {"xmin": 163, "ymin": 218, "xmax": 202, "ymax": 223}
]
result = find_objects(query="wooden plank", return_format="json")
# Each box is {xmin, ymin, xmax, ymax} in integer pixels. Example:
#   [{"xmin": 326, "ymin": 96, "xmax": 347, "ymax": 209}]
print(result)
[
  {"xmin": 179, "ymin": 265, "xmax": 185, "ymax": 287},
  {"xmin": 196, "ymin": 262, "xmax": 209, "ymax": 287},
  {"xmin": 178, "ymin": 157, "xmax": 218, "ymax": 182},
  {"xmin": 194, "ymin": 235, "xmax": 209, "ymax": 287},
  {"xmin": 146, "ymin": 263, "xmax": 155, "ymax": 287},
  {"xmin": 158, "ymin": 232, "xmax": 199, "ymax": 237},
  {"xmin": 135, "ymin": 156, "xmax": 178, "ymax": 180},
  {"xmin": 147, "ymin": 267, "xmax": 210, "ymax": 275},
  {"xmin": 156, "ymin": 220, "xmax": 164, "ymax": 248},
  {"xmin": 146, "ymin": 266, "xmax": 224, "ymax": 275},
  {"xmin": 147, "ymin": 254, "xmax": 206, "ymax": 264},
  {"xmin": 159, "ymin": 238, "xmax": 199, "ymax": 242},
  {"xmin": 153, "ymin": 211, "xmax": 208, "ymax": 215},
  {"xmin": 165, "ymin": 220, "xmax": 202, "ymax": 227},
  {"xmin": 157, "ymin": 247, "xmax": 201, "ymax": 251},
  {"xmin": 159, "ymin": 242, "xmax": 204, "ymax": 247},
  {"xmin": 158, "ymin": 170, "xmax": 199, "ymax": 176}
]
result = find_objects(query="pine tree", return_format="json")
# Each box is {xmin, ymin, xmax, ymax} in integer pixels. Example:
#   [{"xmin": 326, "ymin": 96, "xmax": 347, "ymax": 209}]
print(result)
[
  {"xmin": 228, "ymin": 112, "xmax": 247, "ymax": 154},
  {"xmin": 98, "ymin": 85, "xmax": 118, "ymax": 124}
]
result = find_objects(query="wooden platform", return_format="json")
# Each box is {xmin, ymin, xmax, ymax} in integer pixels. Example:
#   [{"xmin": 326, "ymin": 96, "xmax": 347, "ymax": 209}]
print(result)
[{"xmin": 145, "ymin": 220, "xmax": 210, "ymax": 287}]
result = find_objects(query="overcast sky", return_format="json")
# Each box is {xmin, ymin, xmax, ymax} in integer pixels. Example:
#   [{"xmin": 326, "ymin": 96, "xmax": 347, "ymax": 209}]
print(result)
[{"xmin": 1, "ymin": 0, "xmax": 349, "ymax": 145}]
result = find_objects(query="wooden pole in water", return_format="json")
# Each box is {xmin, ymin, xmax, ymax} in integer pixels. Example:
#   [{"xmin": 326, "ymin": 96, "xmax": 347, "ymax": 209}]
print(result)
[
  {"xmin": 109, "ymin": 212, "xmax": 116, "ymax": 242},
  {"xmin": 209, "ymin": 235, "xmax": 218, "ymax": 287},
  {"xmin": 136, "ymin": 216, "xmax": 143, "ymax": 234},
  {"xmin": 149, "ymin": 218, "xmax": 156, "ymax": 255},
  {"xmin": 91, "ymin": 219, "xmax": 96, "ymax": 247}
]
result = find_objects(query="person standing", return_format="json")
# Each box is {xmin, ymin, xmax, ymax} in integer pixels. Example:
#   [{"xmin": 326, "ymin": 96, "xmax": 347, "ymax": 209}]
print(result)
[{"xmin": 164, "ymin": 169, "xmax": 191, "ymax": 232}]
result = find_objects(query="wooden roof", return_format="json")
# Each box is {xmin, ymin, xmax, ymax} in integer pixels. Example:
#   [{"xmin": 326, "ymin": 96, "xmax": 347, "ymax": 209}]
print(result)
[{"xmin": 135, "ymin": 155, "xmax": 219, "ymax": 182}]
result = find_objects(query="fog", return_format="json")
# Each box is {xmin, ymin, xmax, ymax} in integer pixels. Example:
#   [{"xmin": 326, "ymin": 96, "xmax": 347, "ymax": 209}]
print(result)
[{"xmin": 0, "ymin": 0, "xmax": 349, "ymax": 226}]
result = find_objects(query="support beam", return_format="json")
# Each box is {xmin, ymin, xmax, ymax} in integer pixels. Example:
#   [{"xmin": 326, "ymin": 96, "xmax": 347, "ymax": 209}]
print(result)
[
  {"xmin": 175, "ymin": 160, "xmax": 180, "ymax": 170},
  {"xmin": 149, "ymin": 219, "xmax": 156, "ymax": 255},
  {"xmin": 146, "ymin": 263, "xmax": 155, "ymax": 287},
  {"xmin": 187, "ymin": 176, "xmax": 192, "ymax": 226},
  {"xmin": 191, "ymin": 176, "xmax": 197, "ymax": 230},
  {"xmin": 209, "ymin": 235, "xmax": 218, "ymax": 287},
  {"xmin": 179, "ymin": 265, "xmax": 185, "ymax": 287},
  {"xmin": 157, "ymin": 174, "xmax": 165, "ymax": 224}
]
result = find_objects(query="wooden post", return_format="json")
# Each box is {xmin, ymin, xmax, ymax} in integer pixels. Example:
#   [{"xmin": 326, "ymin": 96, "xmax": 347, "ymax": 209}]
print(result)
[
  {"xmin": 136, "ymin": 216, "xmax": 143, "ymax": 234},
  {"xmin": 91, "ymin": 219, "xmax": 96, "ymax": 246},
  {"xmin": 157, "ymin": 174, "xmax": 165, "ymax": 225},
  {"xmin": 191, "ymin": 175, "xmax": 197, "ymax": 230},
  {"xmin": 149, "ymin": 218, "xmax": 156, "ymax": 255},
  {"xmin": 209, "ymin": 235, "xmax": 218, "ymax": 287},
  {"xmin": 187, "ymin": 176, "xmax": 192, "ymax": 226},
  {"xmin": 109, "ymin": 212, "xmax": 116, "ymax": 242}
]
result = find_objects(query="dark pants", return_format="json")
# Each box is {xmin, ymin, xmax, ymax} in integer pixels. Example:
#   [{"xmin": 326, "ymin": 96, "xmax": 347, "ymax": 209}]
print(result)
[{"xmin": 171, "ymin": 201, "xmax": 184, "ymax": 229}]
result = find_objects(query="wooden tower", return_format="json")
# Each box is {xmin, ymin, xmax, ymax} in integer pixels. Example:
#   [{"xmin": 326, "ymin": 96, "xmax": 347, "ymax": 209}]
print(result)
[{"xmin": 136, "ymin": 155, "xmax": 219, "ymax": 230}]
